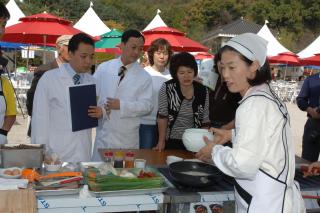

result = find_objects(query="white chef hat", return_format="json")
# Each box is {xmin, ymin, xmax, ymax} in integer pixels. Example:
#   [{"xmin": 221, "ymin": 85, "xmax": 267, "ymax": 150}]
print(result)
[{"xmin": 225, "ymin": 33, "xmax": 268, "ymax": 67}]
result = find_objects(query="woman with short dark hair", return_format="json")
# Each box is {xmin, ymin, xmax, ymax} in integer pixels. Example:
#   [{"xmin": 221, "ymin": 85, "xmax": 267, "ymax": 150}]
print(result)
[
  {"xmin": 154, "ymin": 52, "xmax": 210, "ymax": 151},
  {"xmin": 140, "ymin": 38, "xmax": 172, "ymax": 149},
  {"xmin": 196, "ymin": 33, "xmax": 305, "ymax": 213}
]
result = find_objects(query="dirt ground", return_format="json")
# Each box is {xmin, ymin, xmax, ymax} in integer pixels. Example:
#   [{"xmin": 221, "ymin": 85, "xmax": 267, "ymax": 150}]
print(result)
[{"xmin": 7, "ymin": 102, "xmax": 307, "ymax": 157}]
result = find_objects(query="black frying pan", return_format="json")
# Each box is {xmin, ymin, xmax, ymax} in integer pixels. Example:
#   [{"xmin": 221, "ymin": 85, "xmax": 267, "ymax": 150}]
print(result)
[{"xmin": 168, "ymin": 161, "xmax": 223, "ymax": 187}]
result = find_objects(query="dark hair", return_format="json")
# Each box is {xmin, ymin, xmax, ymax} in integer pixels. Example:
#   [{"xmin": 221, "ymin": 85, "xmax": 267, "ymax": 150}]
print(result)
[
  {"xmin": 147, "ymin": 38, "xmax": 173, "ymax": 66},
  {"xmin": 220, "ymin": 45, "xmax": 271, "ymax": 86},
  {"xmin": 213, "ymin": 49, "xmax": 222, "ymax": 74},
  {"xmin": 169, "ymin": 52, "xmax": 198, "ymax": 81},
  {"xmin": 121, "ymin": 29, "xmax": 145, "ymax": 44},
  {"xmin": 0, "ymin": 3, "xmax": 10, "ymax": 20},
  {"xmin": 298, "ymin": 75, "xmax": 304, "ymax": 81},
  {"xmin": 68, "ymin": 33, "xmax": 94, "ymax": 53}
]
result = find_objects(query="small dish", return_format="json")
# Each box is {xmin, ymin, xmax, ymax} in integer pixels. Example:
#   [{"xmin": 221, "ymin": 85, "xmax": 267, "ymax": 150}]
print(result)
[
  {"xmin": 0, "ymin": 167, "xmax": 22, "ymax": 179},
  {"xmin": 184, "ymin": 158, "xmax": 203, "ymax": 163},
  {"xmin": 166, "ymin": 156, "xmax": 183, "ymax": 165}
]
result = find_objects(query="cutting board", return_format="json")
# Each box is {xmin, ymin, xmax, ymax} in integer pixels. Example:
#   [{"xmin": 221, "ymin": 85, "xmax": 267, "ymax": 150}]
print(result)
[{"xmin": 0, "ymin": 189, "xmax": 36, "ymax": 213}]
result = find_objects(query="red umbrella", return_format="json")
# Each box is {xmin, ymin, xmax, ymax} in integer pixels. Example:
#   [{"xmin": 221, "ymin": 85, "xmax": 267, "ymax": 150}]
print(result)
[
  {"xmin": 269, "ymin": 52, "xmax": 301, "ymax": 80},
  {"xmin": 142, "ymin": 26, "xmax": 209, "ymax": 52},
  {"xmin": 3, "ymin": 12, "xmax": 82, "ymax": 46},
  {"xmin": 194, "ymin": 52, "xmax": 214, "ymax": 60},
  {"xmin": 268, "ymin": 52, "xmax": 301, "ymax": 65},
  {"xmin": 301, "ymin": 54, "xmax": 320, "ymax": 66}
]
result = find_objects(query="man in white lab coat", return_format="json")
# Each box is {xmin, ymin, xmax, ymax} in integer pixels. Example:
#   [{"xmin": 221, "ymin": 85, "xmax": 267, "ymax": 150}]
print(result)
[
  {"xmin": 92, "ymin": 29, "xmax": 153, "ymax": 161},
  {"xmin": 32, "ymin": 33, "xmax": 98, "ymax": 163}
]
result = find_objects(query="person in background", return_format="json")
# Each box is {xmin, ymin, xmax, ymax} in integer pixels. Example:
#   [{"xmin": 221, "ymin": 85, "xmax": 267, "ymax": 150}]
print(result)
[
  {"xmin": 297, "ymin": 75, "xmax": 305, "ymax": 90},
  {"xmin": 209, "ymin": 49, "xmax": 242, "ymax": 130},
  {"xmin": 0, "ymin": 3, "xmax": 16, "ymax": 144},
  {"xmin": 140, "ymin": 38, "xmax": 173, "ymax": 149},
  {"xmin": 26, "ymin": 35, "xmax": 72, "ymax": 136},
  {"xmin": 32, "ymin": 33, "xmax": 97, "ymax": 162},
  {"xmin": 154, "ymin": 52, "xmax": 210, "ymax": 151},
  {"xmin": 196, "ymin": 33, "xmax": 305, "ymax": 212},
  {"xmin": 92, "ymin": 29, "xmax": 153, "ymax": 161},
  {"xmin": 296, "ymin": 73, "xmax": 320, "ymax": 162}
]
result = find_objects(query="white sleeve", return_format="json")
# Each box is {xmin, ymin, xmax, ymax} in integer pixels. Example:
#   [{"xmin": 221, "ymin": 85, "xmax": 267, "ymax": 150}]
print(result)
[
  {"xmin": 120, "ymin": 75, "xmax": 153, "ymax": 118},
  {"xmin": 94, "ymin": 64, "xmax": 107, "ymax": 120},
  {"xmin": 212, "ymin": 98, "xmax": 270, "ymax": 179},
  {"xmin": 31, "ymin": 74, "xmax": 50, "ymax": 148}
]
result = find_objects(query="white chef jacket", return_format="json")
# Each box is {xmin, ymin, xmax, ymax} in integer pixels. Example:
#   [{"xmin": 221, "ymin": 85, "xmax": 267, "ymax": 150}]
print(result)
[
  {"xmin": 213, "ymin": 83, "xmax": 305, "ymax": 213},
  {"xmin": 92, "ymin": 58, "xmax": 153, "ymax": 161},
  {"xmin": 31, "ymin": 63, "xmax": 97, "ymax": 163},
  {"xmin": 141, "ymin": 66, "xmax": 171, "ymax": 125}
]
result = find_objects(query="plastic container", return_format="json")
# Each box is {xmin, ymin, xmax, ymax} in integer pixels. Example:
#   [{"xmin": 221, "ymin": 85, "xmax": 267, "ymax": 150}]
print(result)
[
  {"xmin": 104, "ymin": 151, "xmax": 114, "ymax": 163},
  {"xmin": 134, "ymin": 159, "xmax": 146, "ymax": 169},
  {"xmin": 44, "ymin": 162, "xmax": 62, "ymax": 172},
  {"xmin": 113, "ymin": 151, "xmax": 124, "ymax": 168},
  {"xmin": 124, "ymin": 151, "xmax": 135, "ymax": 168}
]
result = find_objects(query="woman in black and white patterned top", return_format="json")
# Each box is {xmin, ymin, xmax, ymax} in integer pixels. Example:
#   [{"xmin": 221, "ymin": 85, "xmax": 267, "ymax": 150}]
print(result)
[{"xmin": 153, "ymin": 52, "xmax": 210, "ymax": 151}]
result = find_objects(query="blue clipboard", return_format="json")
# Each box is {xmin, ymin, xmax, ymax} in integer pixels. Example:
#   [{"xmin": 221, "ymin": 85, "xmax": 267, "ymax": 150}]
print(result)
[{"xmin": 69, "ymin": 84, "xmax": 98, "ymax": 132}]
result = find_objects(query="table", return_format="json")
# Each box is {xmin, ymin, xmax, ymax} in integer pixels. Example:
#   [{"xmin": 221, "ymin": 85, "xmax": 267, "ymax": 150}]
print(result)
[{"xmin": 34, "ymin": 151, "xmax": 320, "ymax": 212}]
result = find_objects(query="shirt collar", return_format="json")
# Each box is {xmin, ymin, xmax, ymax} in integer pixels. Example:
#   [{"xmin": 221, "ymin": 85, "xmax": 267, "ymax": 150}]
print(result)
[
  {"xmin": 65, "ymin": 63, "xmax": 82, "ymax": 79},
  {"xmin": 119, "ymin": 57, "xmax": 135, "ymax": 70},
  {"xmin": 239, "ymin": 84, "xmax": 267, "ymax": 104}
]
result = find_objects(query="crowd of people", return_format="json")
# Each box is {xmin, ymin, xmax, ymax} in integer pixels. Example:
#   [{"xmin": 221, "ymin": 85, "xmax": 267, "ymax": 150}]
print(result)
[{"xmin": 1, "ymin": 2, "xmax": 320, "ymax": 212}]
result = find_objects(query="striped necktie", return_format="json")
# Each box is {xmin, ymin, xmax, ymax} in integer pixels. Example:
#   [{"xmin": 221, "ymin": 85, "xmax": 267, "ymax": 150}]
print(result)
[
  {"xmin": 73, "ymin": 74, "xmax": 81, "ymax": 85},
  {"xmin": 118, "ymin": 66, "xmax": 126, "ymax": 84}
]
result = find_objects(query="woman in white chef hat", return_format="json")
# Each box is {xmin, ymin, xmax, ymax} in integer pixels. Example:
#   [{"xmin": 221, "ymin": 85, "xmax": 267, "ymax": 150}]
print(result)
[{"xmin": 196, "ymin": 33, "xmax": 306, "ymax": 213}]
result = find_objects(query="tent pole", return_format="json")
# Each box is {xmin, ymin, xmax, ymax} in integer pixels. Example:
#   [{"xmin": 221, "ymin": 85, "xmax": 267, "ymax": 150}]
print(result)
[
  {"xmin": 283, "ymin": 63, "xmax": 287, "ymax": 80},
  {"xmin": 26, "ymin": 46, "xmax": 29, "ymax": 72},
  {"xmin": 14, "ymin": 48, "xmax": 17, "ymax": 73},
  {"xmin": 43, "ymin": 35, "xmax": 47, "ymax": 64}
]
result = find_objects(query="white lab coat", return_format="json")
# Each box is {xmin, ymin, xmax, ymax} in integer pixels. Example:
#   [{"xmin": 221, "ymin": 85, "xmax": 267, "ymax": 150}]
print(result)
[
  {"xmin": 92, "ymin": 58, "xmax": 153, "ymax": 161},
  {"xmin": 213, "ymin": 84, "xmax": 305, "ymax": 213},
  {"xmin": 31, "ymin": 63, "xmax": 97, "ymax": 163}
]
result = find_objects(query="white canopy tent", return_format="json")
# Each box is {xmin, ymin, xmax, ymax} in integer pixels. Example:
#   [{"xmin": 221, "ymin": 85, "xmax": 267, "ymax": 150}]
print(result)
[
  {"xmin": 257, "ymin": 21, "xmax": 291, "ymax": 56},
  {"xmin": 5, "ymin": 0, "xmax": 25, "ymax": 27},
  {"xmin": 74, "ymin": 2, "xmax": 110, "ymax": 37},
  {"xmin": 143, "ymin": 9, "xmax": 167, "ymax": 31},
  {"xmin": 297, "ymin": 35, "xmax": 320, "ymax": 58}
]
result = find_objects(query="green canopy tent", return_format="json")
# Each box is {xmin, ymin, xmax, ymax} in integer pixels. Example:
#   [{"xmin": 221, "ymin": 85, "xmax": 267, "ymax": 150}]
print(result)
[{"xmin": 95, "ymin": 29, "xmax": 122, "ymax": 55}]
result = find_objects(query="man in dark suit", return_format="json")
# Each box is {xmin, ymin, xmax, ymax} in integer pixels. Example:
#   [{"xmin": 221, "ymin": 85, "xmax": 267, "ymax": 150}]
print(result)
[{"xmin": 26, "ymin": 35, "xmax": 72, "ymax": 136}]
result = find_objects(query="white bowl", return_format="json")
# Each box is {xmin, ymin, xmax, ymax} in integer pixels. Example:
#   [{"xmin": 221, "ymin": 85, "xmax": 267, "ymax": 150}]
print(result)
[
  {"xmin": 182, "ymin": 128, "xmax": 214, "ymax": 152},
  {"xmin": 44, "ymin": 162, "xmax": 62, "ymax": 172},
  {"xmin": 0, "ymin": 167, "xmax": 22, "ymax": 179},
  {"xmin": 166, "ymin": 156, "xmax": 183, "ymax": 165}
]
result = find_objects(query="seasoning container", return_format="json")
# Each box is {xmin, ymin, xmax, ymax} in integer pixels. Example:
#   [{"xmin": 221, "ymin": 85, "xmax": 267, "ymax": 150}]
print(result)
[
  {"xmin": 104, "ymin": 151, "xmax": 114, "ymax": 163},
  {"xmin": 113, "ymin": 151, "xmax": 124, "ymax": 168},
  {"xmin": 124, "ymin": 151, "xmax": 135, "ymax": 168}
]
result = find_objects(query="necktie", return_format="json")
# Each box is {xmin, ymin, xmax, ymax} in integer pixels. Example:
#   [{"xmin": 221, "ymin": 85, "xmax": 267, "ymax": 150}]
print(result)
[
  {"xmin": 73, "ymin": 74, "xmax": 81, "ymax": 85},
  {"xmin": 118, "ymin": 66, "xmax": 126, "ymax": 84}
]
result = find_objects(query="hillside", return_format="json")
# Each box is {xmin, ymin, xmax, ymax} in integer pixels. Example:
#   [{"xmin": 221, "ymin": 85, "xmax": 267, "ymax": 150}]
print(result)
[{"xmin": 2, "ymin": 0, "xmax": 320, "ymax": 53}]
